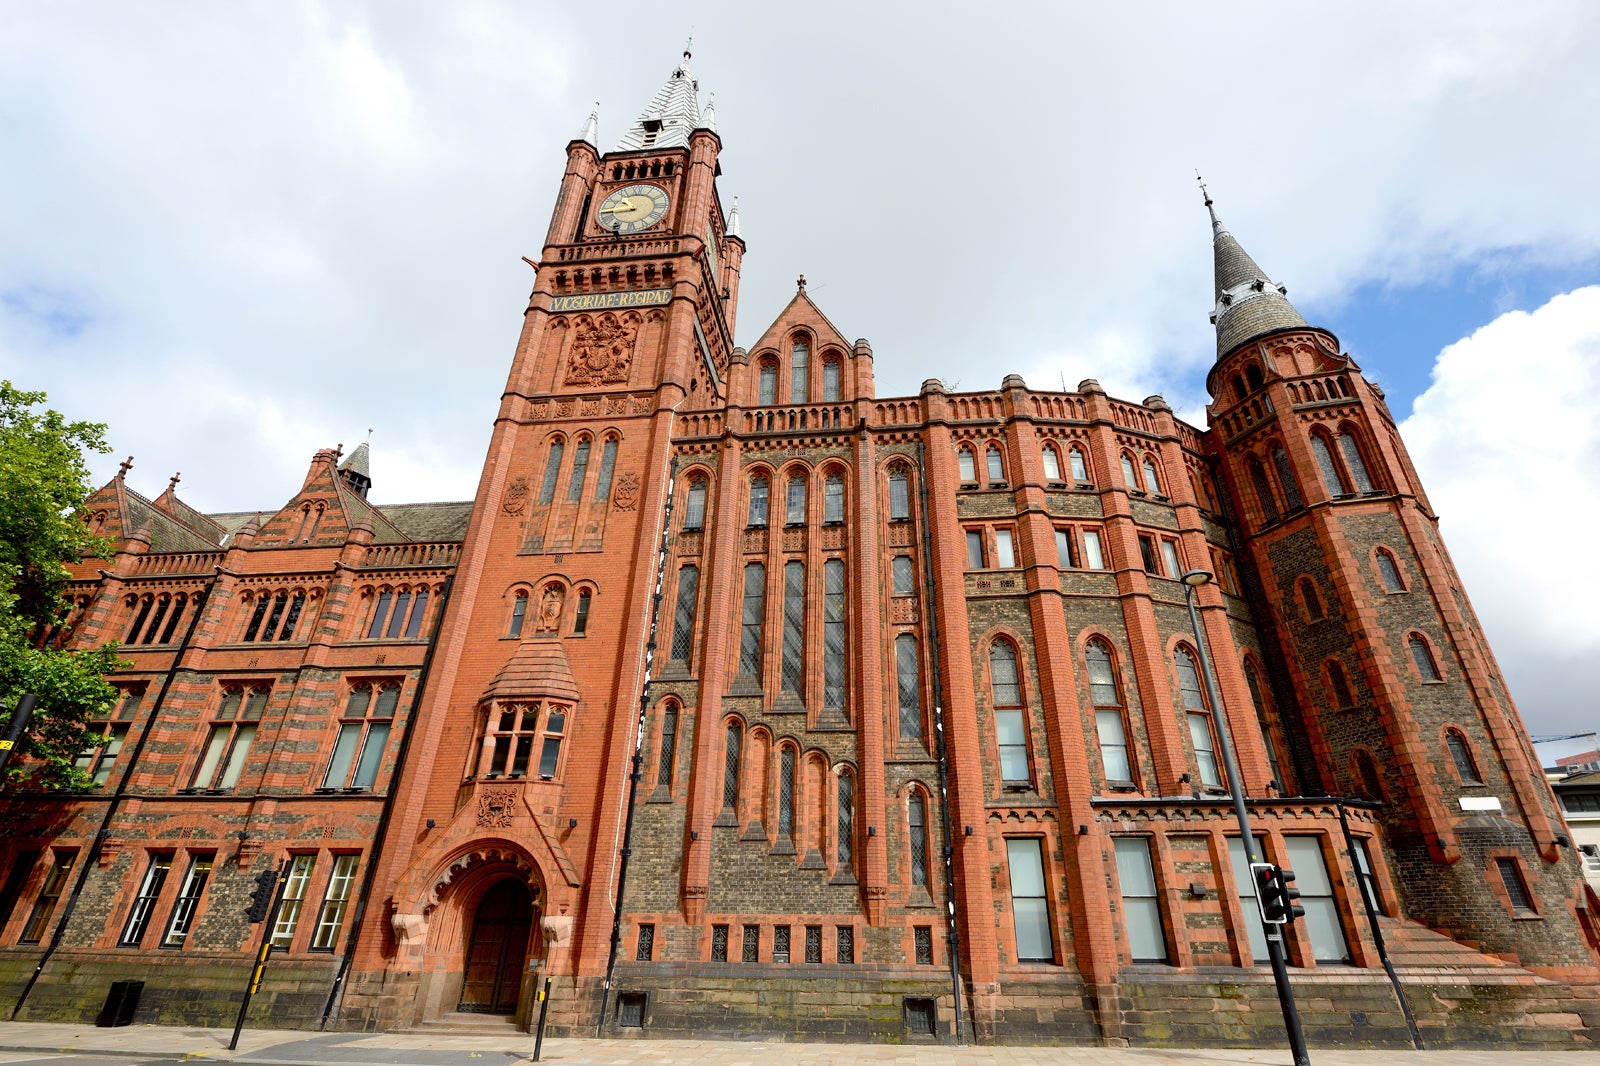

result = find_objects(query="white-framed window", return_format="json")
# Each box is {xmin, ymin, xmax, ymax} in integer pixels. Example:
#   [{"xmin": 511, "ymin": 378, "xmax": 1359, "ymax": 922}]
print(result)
[
  {"xmin": 309, "ymin": 854, "xmax": 359, "ymax": 951},
  {"xmin": 994, "ymin": 529, "xmax": 1016, "ymax": 568},
  {"xmin": 271, "ymin": 854, "xmax": 317, "ymax": 949},
  {"xmin": 1082, "ymin": 529, "xmax": 1105, "ymax": 569},
  {"xmin": 160, "ymin": 853, "xmax": 214, "ymax": 947}
]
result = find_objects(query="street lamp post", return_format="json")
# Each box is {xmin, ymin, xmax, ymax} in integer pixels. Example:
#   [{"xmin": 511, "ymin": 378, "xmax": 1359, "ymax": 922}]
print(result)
[{"xmin": 1182, "ymin": 569, "xmax": 1310, "ymax": 1066}]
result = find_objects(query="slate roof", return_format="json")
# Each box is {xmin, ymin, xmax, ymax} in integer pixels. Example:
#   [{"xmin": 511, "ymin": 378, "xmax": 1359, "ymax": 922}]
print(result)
[
  {"xmin": 613, "ymin": 47, "xmax": 704, "ymax": 152},
  {"xmin": 1206, "ymin": 197, "xmax": 1308, "ymax": 358},
  {"xmin": 377, "ymin": 502, "xmax": 473, "ymax": 542}
]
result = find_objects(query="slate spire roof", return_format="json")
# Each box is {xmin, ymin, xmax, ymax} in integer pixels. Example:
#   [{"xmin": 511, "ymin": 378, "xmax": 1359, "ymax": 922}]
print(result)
[
  {"xmin": 1203, "ymin": 182, "xmax": 1308, "ymax": 357},
  {"xmin": 613, "ymin": 43, "xmax": 704, "ymax": 152}
]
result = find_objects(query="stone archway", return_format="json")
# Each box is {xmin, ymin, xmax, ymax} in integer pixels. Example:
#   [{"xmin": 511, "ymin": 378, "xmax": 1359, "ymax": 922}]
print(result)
[{"xmin": 396, "ymin": 846, "xmax": 546, "ymax": 1027}]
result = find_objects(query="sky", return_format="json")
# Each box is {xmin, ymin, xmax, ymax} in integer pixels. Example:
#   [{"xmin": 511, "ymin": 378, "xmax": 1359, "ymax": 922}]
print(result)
[{"xmin": 3, "ymin": 2, "xmax": 1600, "ymax": 736}]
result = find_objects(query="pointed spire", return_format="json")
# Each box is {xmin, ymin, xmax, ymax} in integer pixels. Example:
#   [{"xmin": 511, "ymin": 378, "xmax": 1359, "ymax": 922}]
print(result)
[
  {"xmin": 1199, "ymin": 177, "xmax": 1307, "ymax": 358},
  {"xmin": 339, "ymin": 432, "xmax": 372, "ymax": 500},
  {"xmin": 700, "ymin": 92, "xmax": 717, "ymax": 133},
  {"xmin": 727, "ymin": 195, "xmax": 741, "ymax": 238},
  {"xmin": 576, "ymin": 104, "xmax": 598, "ymax": 147},
  {"xmin": 613, "ymin": 47, "xmax": 703, "ymax": 152},
  {"xmin": 117, "ymin": 456, "xmax": 134, "ymax": 480}
]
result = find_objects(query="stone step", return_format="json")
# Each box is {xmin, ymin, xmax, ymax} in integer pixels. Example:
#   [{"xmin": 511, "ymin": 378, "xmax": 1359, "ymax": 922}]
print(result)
[{"xmin": 405, "ymin": 1012, "xmax": 525, "ymax": 1034}]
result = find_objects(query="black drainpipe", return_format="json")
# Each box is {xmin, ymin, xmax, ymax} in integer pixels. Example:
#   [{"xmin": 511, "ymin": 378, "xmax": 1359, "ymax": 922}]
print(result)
[
  {"xmin": 915, "ymin": 443, "xmax": 969, "ymax": 1045},
  {"xmin": 597, "ymin": 456, "xmax": 678, "ymax": 1035},
  {"xmin": 11, "ymin": 575, "xmax": 211, "ymax": 1019},
  {"xmin": 1334, "ymin": 797, "xmax": 1423, "ymax": 1049},
  {"xmin": 319, "ymin": 570, "xmax": 455, "ymax": 1029}
]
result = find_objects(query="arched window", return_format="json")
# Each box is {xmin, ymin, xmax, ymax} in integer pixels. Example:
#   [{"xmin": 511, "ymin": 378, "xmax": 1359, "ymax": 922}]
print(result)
[
  {"xmin": 1446, "ymin": 730, "xmax": 1482, "ymax": 784},
  {"xmin": 1068, "ymin": 446, "xmax": 1089, "ymax": 482},
  {"xmin": 669, "ymin": 565, "xmax": 699, "ymax": 662},
  {"xmin": 1354, "ymin": 749, "xmax": 1384, "ymax": 801},
  {"xmin": 573, "ymin": 590, "xmax": 591, "ymax": 636},
  {"xmin": 1120, "ymin": 453, "xmax": 1139, "ymax": 489},
  {"xmin": 778, "ymin": 746, "xmax": 796, "ymax": 840},
  {"xmin": 1376, "ymin": 550, "xmax": 1405, "ymax": 593},
  {"xmin": 595, "ymin": 437, "xmax": 619, "ymax": 501},
  {"xmin": 1409, "ymin": 634, "xmax": 1441, "ymax": 681},
  {"xmin": 567, "ymin": 438, "xmax": 591, "ymax": 501},
  {"xmin": 896, "ymin": 633, "xmax": 922, "ymax": 741},
  {"xmin": 823, "ymin": 473, "xmax": 845, "ymax": 523},
  {"xmin": 823, "ymin": 559, "xmax": 847, "ymax": 710},
  {"xmin": 837, "ymin": 767, "xmax": 854, "ymax": 866},
  {"xmin": 1299, "ymin": 577, "xmax": 1324, "ymax": 622},
  {"xmin": 1231, "ymin": 374, "xmax": 1247, "ymax": 401},
  {"xmin": 1245, "ymin": 363, "xmax": 1265, "ymax": 391},
  {"xmin": 721, "ymin": 721, "xmax": 742, "ymax": 811},
  {"xmin": 1272, "ymin": 446, "xmax": 1304, "ymax": 510},
  {"xmin": 739, "ymin": 564, "xmax": 765, "ymax": 678},
  {"xmin": 887, "ymin": 466, "xmax": 911, "ymax": 520},
  {"xmin": 908, "ymin": 791, "xmax": 929, "ymax": 887},
  {"xmin": 1174, "ymin": 646, "xmax": 1220, "ymax": 786},
  {"xmin": 1327, "ymin": 660, "xmax": 1355, "ymax": 709},
  {"xmin": 1339, "ymin": 429, "xmax": 1375, "ymax": 493},
  {"xmin": 986, "ymin": 445, "xmax": 1005, "ymax": 483},
  {"xmin": 1311, "ymin": 434, "xmax": 1347, "ymax": 495},
  {"xmin": 785, "ymin": 474, "xmax": 807, "ymax": 524},
  {"xmin": 1244, "ymin": 660, "xmax": 1286, "ymax": 788},
  {"xmin": 683, "ymin": 477, "xmax": 707, "ymax": 529},
  {"xmin": 822, "ymin": 358, "xmax": 841, "ymax": 402},
  {"xmin": 508, "ymin": 590, "xmax": 528, "ymax": 638},
  {"xmin": 1248, "ymin": 456, "xmax": 1279, "ymax": 522},
  {"xmin": 957, "ymin": 446, "xmax": 977, "ymax": 482},
  {"xmin": 748, "ymin": 474, "xmax": 769, "ymax": 527},
  {"xmin": 790, "ymin": 341, "xmax": 809, "ymax": 403},
  {"xmin": 538, "ymin": 438, "xmax": 564, "ymax": 504},
  {"xmin": 1141, "ymin": 456, "xmax": 1162, "ymax": 495},
  {"xmin": 758, "ymin": 361, "xmax": 778, "ymax": 405},
  {"xmin": 1042, "ymin": 445, "xmax": 1062, "ymax": 481},
  {"xmin": 991, "ymin": 641, "xmax": 1029, "ymax": 785},
  {"xmin": 656, "ymin": 703, "xmax": 679, "ymax": 786},
  {"xmin": 1087, "ymin": 640, "xmax": 1130, "ymax": 783}
]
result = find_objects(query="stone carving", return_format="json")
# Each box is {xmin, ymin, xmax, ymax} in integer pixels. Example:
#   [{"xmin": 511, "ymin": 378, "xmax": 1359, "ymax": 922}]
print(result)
[
  {"xmin": 606, "ymin": 395, "xmax": 629, "ymax": 414},
  {"xmin": 581, "ymin": 398, "xmax": 602, "ymax": 416},
  {"xmin": 563, "ymin": 314, "xmax": 638, "ymax": 387},
  {"xmin": 535, "ymin": 585, "xmax": 564, "ymax": 633},
  {"xmin": 391, "ymin": 911, "xmax": 428, "ymax": 946},
  {"xmin": 632, "ymin": 397, "xmax": 653, "ymax": 414},
  {"xmin": 541, "ymin": 914, "xmax": 574, "ymax": 945},
  {"xmin": 555, "ymin": 401, "xmax": 574, "ymax": 418},
  {"xmin": 502, "ymin": 475, "xmax": 529, "ymax": 515},
  {"xmin": 477, "ymin": 785, "xmax": 520, "ymax": 828},
  {"xmin": 613, "ymin": 471, "xmax": 640, "ymax": 511}
]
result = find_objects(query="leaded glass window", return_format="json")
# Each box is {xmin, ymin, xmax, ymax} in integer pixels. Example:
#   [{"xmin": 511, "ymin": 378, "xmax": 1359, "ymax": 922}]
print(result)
[
  {"xmin": 1339, "ymin": 430, "xmax": 1375, "ymax": 493},
  {"xmin": 1311, "ymin": 434, "xmax": 1346, "ymax": 495},
  {"xmin": 739, "ymin": 564, "xmax": 765, "ymax": 678},
  {"xmin": 823, "ymin": 474, "xmax": 844, "ymax": 523},
  {"xmin": 791, "ymin": 342, "xmax": 809, "ymax": 402},
  {"xmin": 837, "ymin": 770, "xmax": 854, "ymax": 866},
  {"xmin": 567, "ymin": 439, "xmax": 590, "ymax": 501},
  {"xmin": 822, "ymin": 358, "xmax": 841, "ymax": 402},
  {"xmin": 748, "ymin": 475, "xmax": 769, "ymax": 526},
  {"xmin": 669, "ymin": 565, "xmax": 699, "ymax": 662},
  {"xmin": 721, "ymin": 722, "xmax": 741, "ymax": 810},
  {"xmin": 909, "ymin": 792, "xmax": 929, "ymax": 887},
  {"xmin": 823, "ymin": 559, "xmax": 846, "ymax": 710},
  {"xmin": 888, "ymin": 468, "xmax": 910, "ymax": 519},
  {"xmin": 595, "ymin": 438, "xmax": 618, "ymax": 500},
  {"xmin": 1273, "ymin": 446, "xmax": 1304, "ymax": 510},
  {"xmin": 657, "ymin": 704, "xmax": 678, "ymax": 786},
  {"xmin": 538, "ymin": 440, "xmax": 564, "ymax": 504},
  {"xmin": 896, "ymin": 634, "xmax": 922, "ymax": 741},
  {"xmin": 779, "ymin": 748, "xmax": 796, "ymax": 838},
  {"xmin": 786, "ymin": 475, "xmax": 806, "ymax": 524},
  {"xmin": 782, "ymin": 562, "xmax": 805, "ymax": 694}
]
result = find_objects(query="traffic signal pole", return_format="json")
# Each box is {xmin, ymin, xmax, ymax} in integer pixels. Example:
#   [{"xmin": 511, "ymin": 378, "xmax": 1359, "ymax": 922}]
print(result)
[
  {"xmin": 1184, "ymin": 574, "xmax": 1310, "ymax": 1065},
  {"xmin": 230, "ymin": 860, "xmax": 288, "ymax": 1051}
]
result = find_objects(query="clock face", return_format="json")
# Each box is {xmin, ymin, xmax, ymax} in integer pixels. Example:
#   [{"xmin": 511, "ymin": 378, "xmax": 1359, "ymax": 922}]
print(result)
[{"xmin": 598, "ymin": 184, "xmax": 670, "ymax": 234}]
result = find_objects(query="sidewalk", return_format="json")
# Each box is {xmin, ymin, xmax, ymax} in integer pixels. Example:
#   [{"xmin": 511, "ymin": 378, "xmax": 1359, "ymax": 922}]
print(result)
[{"xmin": 1, "ymin": 1021, "xmax": 1599, "ymax": 1066}]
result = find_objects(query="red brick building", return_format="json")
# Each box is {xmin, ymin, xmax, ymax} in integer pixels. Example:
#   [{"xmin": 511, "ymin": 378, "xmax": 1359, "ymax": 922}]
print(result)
[{"xmin": 4, "ymin": 49, "xmax": 1600, "ymax": 1048}]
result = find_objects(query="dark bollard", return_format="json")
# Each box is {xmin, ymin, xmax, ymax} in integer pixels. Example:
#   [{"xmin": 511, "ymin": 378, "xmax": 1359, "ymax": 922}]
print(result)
[{"xmin": 531, "ymin": 976, "xmax": 553, "ymax": 1062}]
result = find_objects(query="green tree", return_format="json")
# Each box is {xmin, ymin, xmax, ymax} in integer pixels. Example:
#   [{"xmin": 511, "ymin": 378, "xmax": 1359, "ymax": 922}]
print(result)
[{"xmin": 0, "ymin": 381, "xmax": 124, "ymax": 789}]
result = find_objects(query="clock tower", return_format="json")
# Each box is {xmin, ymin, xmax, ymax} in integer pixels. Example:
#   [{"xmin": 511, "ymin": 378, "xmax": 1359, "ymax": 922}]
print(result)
[{"xmin": 345, "ymin": 46, "xmax": 744, "ymax": 1028}]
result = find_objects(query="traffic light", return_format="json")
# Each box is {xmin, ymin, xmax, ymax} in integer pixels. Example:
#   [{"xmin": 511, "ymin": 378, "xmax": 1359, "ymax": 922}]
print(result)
[
  {"xmin": 246, "ymin": 864, "xmax": 278, "ymax": 923},
  {"xmin": 1251, "ymin": 861, "xmax": 1304, "ymax": 925}
]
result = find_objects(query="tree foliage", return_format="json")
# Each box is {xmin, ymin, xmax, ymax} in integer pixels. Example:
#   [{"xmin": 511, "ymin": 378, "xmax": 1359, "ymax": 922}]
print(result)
[{"xmin": 0, "ymin": 381, "xmax": 124, "ymax": 789}]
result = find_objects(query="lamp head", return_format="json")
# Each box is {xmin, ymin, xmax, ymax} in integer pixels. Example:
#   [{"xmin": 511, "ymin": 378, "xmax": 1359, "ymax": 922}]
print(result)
[{"xmin": 1181, "ymin": 569, "xmax": 1214, "ymax": 588}]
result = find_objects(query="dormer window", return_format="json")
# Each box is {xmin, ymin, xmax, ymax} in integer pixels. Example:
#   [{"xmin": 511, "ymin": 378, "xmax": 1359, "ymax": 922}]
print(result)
[{"xmin": 641, "ymin": 118, "xmax": 663, "ymax": 147}]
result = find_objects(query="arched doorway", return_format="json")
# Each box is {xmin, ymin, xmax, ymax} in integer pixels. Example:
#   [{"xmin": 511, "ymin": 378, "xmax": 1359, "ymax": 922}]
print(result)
[{"xmin": 458, "ymin": 879, "xmax": 533, "ymax": 1014}]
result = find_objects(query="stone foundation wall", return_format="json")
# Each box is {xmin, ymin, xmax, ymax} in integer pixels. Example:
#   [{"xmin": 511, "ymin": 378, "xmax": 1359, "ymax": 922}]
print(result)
[{"xmin": 0, "ymin": 949, "xmax": 341, "ymax": 1028}]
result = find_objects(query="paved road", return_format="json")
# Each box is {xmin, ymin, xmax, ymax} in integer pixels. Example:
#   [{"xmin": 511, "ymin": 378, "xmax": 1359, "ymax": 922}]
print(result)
[{"xmin": 4, "ymin": 1023, "xmax": 1600, "ymax": 1066}]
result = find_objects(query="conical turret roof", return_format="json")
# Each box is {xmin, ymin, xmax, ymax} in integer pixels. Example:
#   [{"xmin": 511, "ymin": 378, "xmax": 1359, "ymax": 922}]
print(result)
[
  {"xmin": 613, "ymin": 44, "xmax": 704, "ymax": 152},
  {"xmin": 1204, "ymin": 187, "xmax": 1307, "ymax": 357}
]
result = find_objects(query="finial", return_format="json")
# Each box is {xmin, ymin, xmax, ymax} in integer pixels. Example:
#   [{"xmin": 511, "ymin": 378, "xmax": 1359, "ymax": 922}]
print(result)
[
  {"xmin": 167, "ymin": 472, "xmax": 181, "ymax": 494},
  {"xmin": 335, "ymin": 442, "xmax": 344, "ymax": 461},
  {"xmin": 117, "ymin": 456, "xmax": 134, "ymax": 479},
  {"xmin": 1196, "ymin": 170, "xmax": 1220, "ymax": 230},
  {"xmin": 684, "ymin": 34, "xmax": 693, "ymax": 60},
  {"xmin": 797, "ymin": 274, "xmax": 806, "ymax": 292},
  {"xmin": 366, "ymin": 427, "xmax": 373, "ymax": 443}
]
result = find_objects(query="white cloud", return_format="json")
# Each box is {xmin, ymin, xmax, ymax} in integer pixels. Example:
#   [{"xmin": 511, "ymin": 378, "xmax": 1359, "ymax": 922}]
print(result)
[{"xmin": 1401, "ymin": 287, "xmax": 1600, "ymax": 733}]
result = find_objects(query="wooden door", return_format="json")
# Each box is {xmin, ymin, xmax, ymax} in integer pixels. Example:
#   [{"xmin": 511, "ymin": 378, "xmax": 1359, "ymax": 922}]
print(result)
[{"xmin": 457, "ymin": 880, "xmax": 532, "ymax": 1014}]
